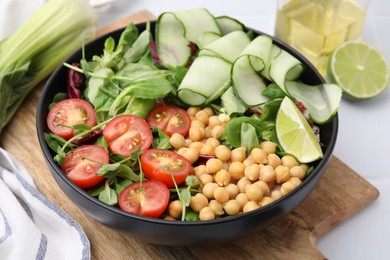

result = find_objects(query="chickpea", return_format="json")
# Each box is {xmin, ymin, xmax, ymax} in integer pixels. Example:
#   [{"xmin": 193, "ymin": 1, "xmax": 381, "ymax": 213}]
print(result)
[
  {"xmin": 205, "ymin": 137, "xmax": 220, "ymax": 148},
  {"xmin": 168, "ymin": 200, "xmax": 183, "ymax": 219},
  {"xmin": 187, "ymin": 107, "xmax": 201, "ymax": 117},
  {"xmin": 259, "ymin": 196, "xmax": 274, "ymax": 207},
  {"xmin": 301, "ymin": 163, "xmax": 309, "ymax": 173},
  {"xmin": 225, "ymin": 183, "xmax": 239, "ymax": 199},
  {"xmin": 176, "ymin": 147, "xmax": 199, "ymax": 164},
  {"xmin": 206, "ymin": 158, "xmax": 223, "ymax": 174},
  {"xmin": 281, "ymin": 155, "xmax": 299, "ymax": 168},
  {"xmin": 200, "ymin": 144, "xmax": 215, "ymax": 155},
  {"xmin": 194, "ymin": 165, "xmax": 206, "ymax": 177},
  {"xmin": 184, "ymin": 138, "xmax": 192, "ymax": 147},
  {"xmin": 189, "ymin": 141, "xmax": 203, "ymax": 152},
  {"xmin": 202, "ymin": 182, "xmax": 218, "ymax": 199},
  {"xmin": 289, "ymin": 176, "xmax": 302, "ymax": 187},
  {"xmin": 199, "ymin": 173, "xmax": 214, "ymax": 185},
  {"xmin": 215, "ymin": 169, "xmax": 231, "ymax": 186},
  {"xmin": 211, "ymin": 125, "xmax": 225, "ymax": 138},
  {"xmin": 251, "ymin": 148, "xmax": 267, "ymax": 164},
  {"xmin": 245, "ymin": 183, "xmax": 264, "ymax": 202},
  {"xmin": 253, "ymin": 180, "xmax": 270, "ymax": 195},
  {"xmin": 243, "ymin": 155, "xmax": 255, "ymax": 167},
  {"xmin": 235, "ymin": 193, "xmax": 249, "ymax": 209},
  {"xmin": 189, "ymin": 126, "xmax": 205, "ymax": 141},
  {"xmin": 191, "ymin": 119, "xmax": 205, "ymax": 128},
  {"xmin": 199, "ymin": 206, "xmax": 215, "ymax": 221},
  {"xmin": 231, "ymin": 147, "xmax": 246, "ymax": 162},
  {"xmin": 213, "ymin": 186, "xmax": 230, "ymax": 203},
  {"xmin": 164, "ymin": 216, "xmax": 176, "ymax": 221},
  {"xmin": 271, "ymin": 188, "xmax": 282, "ymax": 200},
  {"xmin": 244, "ymin": 164, "xmax": 260, "ymax": 181},
  {"xmin": 259, "ymin": 165, "xmax": 276, "ymax": 183},
  {"xmin": 224, "ymin": 200, "xmax": 241, "ymax": 216},
  {"xmin": 275, "ymin": 165, "xmax": 290, "ymax": 183},
  {"xmin": 228, "ymin": 161, "xmax": 245, "ymax": 180},
  {"xmin": 169, "ymin": 133, "xmax": 186, "ymax": 150},
  {"xmin": 215, "ymin": 145, "xmax": 231, "ymax": 162},
  {"xmin": 267, "ymin": 153, "xmax": 281, "ymax": 168},
  {"xmin": 208, "ymin": 200, "xmax": 224, "ymax": 216},
  {"xmin": 290, "ymin": 165, "xmax": 306, "ymax": 180},
  {"xmin": 203, "ymin": 107, "xmax": 214, "ymax": 116},
  {"xmin": 208, "ymin": 115, "xmax": 221, "ymax": 128},
  {"xmin": 190, "ymin": 193, "xmax": 209, "ymax": 212},
  {"xmin": 195, "ymin": 110, "xmax": 210, "ymax": 125},
  {"xmin": 260, "ymin": 141, "xmax": 278, "ymax": 154},
  {"xmin": 204, "ymin": 126, "xmax": 212, "ymax": 138},
  {"xmin": 243, "ymin": 201, "xmax": 260, "ymax": 213},
  {"xmin": 237, "ymin": 176, "xmax": 252, "ymax": 193},
  {"xmin": 280, "ymin": 181, "xmax": 296, "ymax": 196}
]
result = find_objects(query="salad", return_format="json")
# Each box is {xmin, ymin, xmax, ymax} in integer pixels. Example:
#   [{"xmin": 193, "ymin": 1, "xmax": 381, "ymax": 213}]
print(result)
[{"xmin": 44, "ymin": 8, "xmax": 341, "ymax": 221}]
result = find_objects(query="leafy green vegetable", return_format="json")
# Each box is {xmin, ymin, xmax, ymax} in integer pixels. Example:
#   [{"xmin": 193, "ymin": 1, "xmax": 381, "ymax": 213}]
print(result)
[
  {"xmin": 0, "ymin": 0, "xmax": 97, "ymax": 135},
  {"xmin": 98, "ymin": 181, "xmax": 118, "ymax": 206},
  {"xmin": 240, "ymin": 122, "xmax": 259, "ymax": 153},
  {"xmin": 221, "ymin": 117, "xmax": 264, "ymax": 149}
]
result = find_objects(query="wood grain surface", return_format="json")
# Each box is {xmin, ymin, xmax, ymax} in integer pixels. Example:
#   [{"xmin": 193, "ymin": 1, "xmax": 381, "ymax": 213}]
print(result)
[{"xmin": 0, "ymin": 11, "xmax": 379, "ymax": 259}]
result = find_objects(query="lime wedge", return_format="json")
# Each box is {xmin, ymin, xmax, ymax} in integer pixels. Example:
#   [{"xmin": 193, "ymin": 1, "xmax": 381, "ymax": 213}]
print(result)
[
  {"xmin": 276, "ymin": 97, "xmax": 323, "ymax": 163},
  {"xmin": 328, "ymin": 40, "xmax": 389, "ymax": 99}
]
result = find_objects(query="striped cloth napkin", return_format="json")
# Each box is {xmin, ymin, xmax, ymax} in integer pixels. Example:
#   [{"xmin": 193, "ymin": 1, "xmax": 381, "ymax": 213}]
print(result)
[{"xmin": 0, "ymin": 148, "xmax": 90, "ymax": 260}]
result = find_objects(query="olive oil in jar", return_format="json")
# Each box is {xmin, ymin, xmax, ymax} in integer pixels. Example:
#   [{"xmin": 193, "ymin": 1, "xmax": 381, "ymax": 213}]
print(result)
[{"xmin": 275, "ymin": 0, "xmax": 368, "ymax": 77}]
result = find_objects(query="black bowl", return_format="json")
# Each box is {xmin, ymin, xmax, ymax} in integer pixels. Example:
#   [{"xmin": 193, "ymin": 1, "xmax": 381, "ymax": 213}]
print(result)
[{"xmin": 36, "ymin": 21, "xmax": 338, "ymax": 246}]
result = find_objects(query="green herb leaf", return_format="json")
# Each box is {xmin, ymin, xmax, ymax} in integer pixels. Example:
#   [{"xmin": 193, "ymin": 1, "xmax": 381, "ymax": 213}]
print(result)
[
  {"xmin": 180, "ymin": 189, "xmax": 192, "ymax": 207},
  {"xmin": 151, "ymin": 127, "xmax": 172, "ymax": 149},
  {"xmin": 98, "ymin": 181, "xmax": 118, "ymax": 205},
  {"xmin": 114, "ymin": 178, "xmax": 133, "ymax": 195},
  {"xmin": 262, "ymin": 83, "xmax": 286, "ymax": 99},
  {"xmin": 221, "ymin": 116, "xmax": 264, "ymax": 148},
  {"xmin": 240, "ymin": 122, "xmax": 259, "ymax": 153},
  {"xmin": 185, "ymin": 208, "xmax": 199, "ymax": 221},
  {"xmin": 73, "ymin": 124, "xmax": 92, "ymax": 131}
]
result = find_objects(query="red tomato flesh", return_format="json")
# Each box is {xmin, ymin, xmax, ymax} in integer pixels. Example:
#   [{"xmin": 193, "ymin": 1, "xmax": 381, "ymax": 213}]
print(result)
[
  {"xmin": 103, "ymin": 114, "xmax": 153, "ymax": 157},
  {"xmin": 61, "ymin": 145, "xmax": 108, "ymax": 188},
  {"xmin": 147, "ymin": 105, "xmax": 191, "ymax": 136},
  {"xmin": 47, "ymin": 99, "xmax": 96, "ymax": 140},
  {"xmin": 141, "ymin": 148, "xmax": 191, "ymax": 188},
  {"xmin": 118, "ymin": 180, "xmax": 170, "ymax": 218}
]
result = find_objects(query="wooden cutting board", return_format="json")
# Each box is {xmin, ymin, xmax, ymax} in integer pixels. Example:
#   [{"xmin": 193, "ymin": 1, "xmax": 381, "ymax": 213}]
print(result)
[{"xmin": 0, "ymin": 10, "xmax": 379, "ymax": 259}]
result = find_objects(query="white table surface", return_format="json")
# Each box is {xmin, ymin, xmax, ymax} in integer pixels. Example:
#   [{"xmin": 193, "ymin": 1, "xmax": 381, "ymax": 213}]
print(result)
[{"xmin": 98, "ymin": 1, "xmax": 390, "ymax": 259}]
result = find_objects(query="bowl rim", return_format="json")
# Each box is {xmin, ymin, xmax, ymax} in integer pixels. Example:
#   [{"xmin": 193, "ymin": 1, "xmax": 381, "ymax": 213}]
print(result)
[{"xmin": 36, "ymin": 21, "xmax": 338, "ymax": 226}]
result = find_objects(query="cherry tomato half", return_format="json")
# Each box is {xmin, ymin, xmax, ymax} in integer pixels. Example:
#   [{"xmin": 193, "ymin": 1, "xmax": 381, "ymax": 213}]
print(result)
[
  {"xmin": 103, "ymin": 114, "xmax": 153, "ymax": 157},
  {"xmin": 47, "ymin": 99, "xmax": 97, "ymax": 140},
  {"xmin": 141, "ymin": 148, "xmax": 191, "ymax": 188},
  {"xmin": 147, "ymin": 105, "xmax": 191, "ymax": 136},
  {"xmin": 61, "ymin": 145, "xmax": 108, "ymax": 188},
  {"xmin": 118, "ymin": 180, "xmax": 170, "ymax": 218}
]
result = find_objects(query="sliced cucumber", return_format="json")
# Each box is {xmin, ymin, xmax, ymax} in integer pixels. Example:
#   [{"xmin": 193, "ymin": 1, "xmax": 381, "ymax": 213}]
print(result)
[
  {"xmin": 231, "ymin": 35, "xmax": 273, "ymax": 106},
  {"xmin": 261, "ymin": 44, "xmax": 282, "ymax": 80},
  {"xmin": 178, "ymin": 31, "xmax": 250, "ymax": 106},
  {"xmin": 200, "ymin": 31, "xmax": 251, "ymax": 63},
  {"xmin": 156, "ymin": 8, "xmax": 221, "ymax": 70},
  {"xmin": 232, "ymin": 55, "xmax": 269, "ymax": 106},
  {"xmin": 240, "ymin": 34, "xmax": 272, "ymax": 72},
  {"xmin": 170, "ymin": 8, "xmax": 221, "ymax": 45},
  {"xmin": 156, "ymin": 12, "xmax": 191, "ymax": 70},
  {"xmin": 198, "ymin": 32, "xmax": 221, "ymax": 49},
  {"xmin": 285, "ymin": 81, "xmax": 342, "ymax": 124},
  {"xmin": 178, "ymin": 55, "xmax": 231, "ymax": 106},
  {"xmin": 269, "ymin": 49, "xmax": 303, "ymax": 93},
  {"xmin": 220, "ymin": 86, "xmax": 246, "ymax": 115},
  {"xmin": 216, "ymin": 16, "xmax": 245, "ymax": 35}
]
